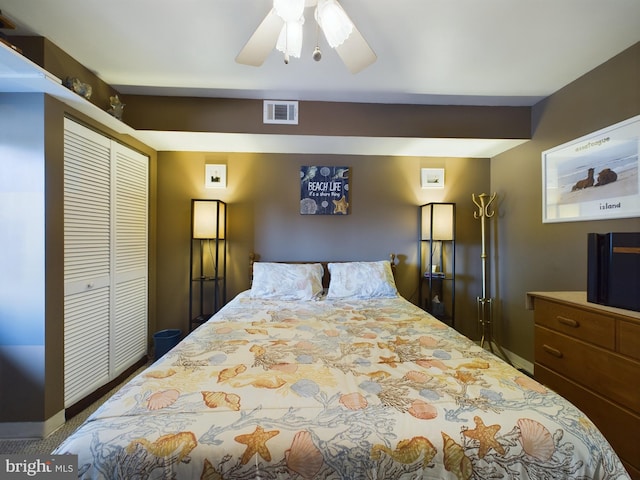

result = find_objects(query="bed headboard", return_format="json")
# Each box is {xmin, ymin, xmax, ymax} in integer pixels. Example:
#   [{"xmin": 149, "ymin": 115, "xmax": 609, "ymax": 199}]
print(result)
[{"xmin": 248, "ymin": 253, "xmax": 397, "ymax": 289}]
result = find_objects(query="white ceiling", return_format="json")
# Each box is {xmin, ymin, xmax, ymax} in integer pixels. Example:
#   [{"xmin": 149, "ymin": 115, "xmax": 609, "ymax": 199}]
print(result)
[{"xmin": 1, "ymin": 0, "xmax": 639, "ymax": 156}]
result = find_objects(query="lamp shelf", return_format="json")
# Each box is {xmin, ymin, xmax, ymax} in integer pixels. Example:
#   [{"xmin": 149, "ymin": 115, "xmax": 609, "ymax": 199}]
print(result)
[
  {"xmin": 0, "ymin": 41, "xmax": 138, "ymax": 137},
  {"xmin": 422, "ymin": 271, "xmax": 448, "ymax": 279},
  {"xmin": 192, "ymin": 276, "xmax": 226, "ymax": 282}
]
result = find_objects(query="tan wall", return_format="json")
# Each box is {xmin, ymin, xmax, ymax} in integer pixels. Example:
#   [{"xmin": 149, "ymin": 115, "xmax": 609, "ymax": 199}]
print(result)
[
  {"xmin": 43, "ymin": 96, "xmax": 66, "ymax": 421},
  {"xmin": 125, "ymin": 97, "xmax": 530, "ymax": 140},
  {"xmin": 491, "ymin": 42, "xmax": 640, "ymax": 361},
  {"xmin": 156, "ymin": 153, "xmax": 490, "ymax": 340}
]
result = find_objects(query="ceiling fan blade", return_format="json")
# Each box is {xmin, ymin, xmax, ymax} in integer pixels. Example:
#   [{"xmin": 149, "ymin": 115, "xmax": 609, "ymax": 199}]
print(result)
[
  {"xmin": 236, "ymin": 10, "xmax": 284, "ymax": 66},
  {"xmin": 335, "ymin": 25, "xmax": 377, "ymax": 74}
]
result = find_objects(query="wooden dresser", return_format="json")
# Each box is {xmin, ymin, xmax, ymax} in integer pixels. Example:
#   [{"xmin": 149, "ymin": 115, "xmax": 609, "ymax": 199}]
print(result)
[{"xmin": 527, "ymin": 292, "xmax": 640, "ymax": 479}]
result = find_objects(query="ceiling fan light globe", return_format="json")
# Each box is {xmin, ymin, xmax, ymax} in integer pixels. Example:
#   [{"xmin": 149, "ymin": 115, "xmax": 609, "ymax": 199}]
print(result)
[
  {"xmin": 274, "ymin": 0, "xmax": 305, "ymax": 22},
  {"xmin": 276, "ymin": 20, "xmax": 304, "ymax": 58},
  {"xmin": 315, "ymin": 0, "xmax": 353, "ymax": 48}
]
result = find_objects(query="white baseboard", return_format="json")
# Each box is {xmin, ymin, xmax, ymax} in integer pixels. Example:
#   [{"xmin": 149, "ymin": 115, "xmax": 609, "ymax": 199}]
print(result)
[
  {"xmin": 0, "ymin": 410, "xmax": 65, "ymax": 440},
  {"xmin": 477, "ymin": 341, "xmax": 534, "ymax": 375},
  {"xmin": 501, "ymin": 345, "xmax": 534, "ymax": 374}
]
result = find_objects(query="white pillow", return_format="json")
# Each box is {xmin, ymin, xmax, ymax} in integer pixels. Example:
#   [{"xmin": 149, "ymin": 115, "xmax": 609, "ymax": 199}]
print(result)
[
  {"xmin": 250, "ymin": 262, "xmax": 324, "ymax": 300},
  {"xmin": 326, "ymin": 261, "xmax": 398, "ymax": 299}
]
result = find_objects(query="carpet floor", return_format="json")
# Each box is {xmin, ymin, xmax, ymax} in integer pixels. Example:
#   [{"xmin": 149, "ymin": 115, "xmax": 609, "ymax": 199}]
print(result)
[{"xmin": 0, "ymin": 363, "xmax": 149, "ymax": 455}]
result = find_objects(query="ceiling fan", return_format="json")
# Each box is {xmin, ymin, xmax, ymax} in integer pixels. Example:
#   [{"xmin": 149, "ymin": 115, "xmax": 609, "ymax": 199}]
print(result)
[{"xmin": 236, "ymin": 0, "xmax": 376, "ymax": 74}]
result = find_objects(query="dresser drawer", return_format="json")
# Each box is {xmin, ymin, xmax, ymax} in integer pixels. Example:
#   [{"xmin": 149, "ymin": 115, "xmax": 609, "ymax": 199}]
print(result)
[
  {"xmin": 619, "ymin": 320, "xmax": 640, "ymax": 362},
  {"xmin": 533, "ymin": 298, "xmax": 615, "ymax": 350},
  {"xmin": 535, "ymin": 325, "xmax": 640, "ymax": 414},
  {"xmin": 535, "ymin": 363, "xmax": 640, "ymax": 477}
]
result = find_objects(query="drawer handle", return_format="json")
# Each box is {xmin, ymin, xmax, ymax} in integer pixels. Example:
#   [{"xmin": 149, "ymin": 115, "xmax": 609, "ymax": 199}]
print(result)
[
  {"xmin": 543, "ymin": 344, "xmax": 563, "ymax": 358},
  {"xmin": 557, "ymin": 316, "xmax": 579, "ymax": 328}
]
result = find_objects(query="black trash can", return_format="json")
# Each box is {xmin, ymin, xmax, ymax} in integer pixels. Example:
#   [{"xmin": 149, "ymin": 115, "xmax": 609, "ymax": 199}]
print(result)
[{"xmin": 153, "ymin": 329, "xmax": 181, "ymax": 360}]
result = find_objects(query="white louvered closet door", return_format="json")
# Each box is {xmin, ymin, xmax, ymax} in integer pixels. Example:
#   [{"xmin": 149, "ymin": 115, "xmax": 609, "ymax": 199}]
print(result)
[
  {"xmin": 63, "ymin": 119, "xmax": 112, "ymax": 407},
  {"xmin": 63, "ymin": 118, "xmax": 149, "ymax": 407},
  {"xmin": 112, "ymin": 144, "xmax": 148, "ymax": 376}
]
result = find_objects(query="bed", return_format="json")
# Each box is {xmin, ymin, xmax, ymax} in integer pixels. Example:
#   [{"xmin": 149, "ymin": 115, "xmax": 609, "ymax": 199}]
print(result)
[{"xmin": 53, "ymin": 258, "xmax": 631, "ymax": 479}]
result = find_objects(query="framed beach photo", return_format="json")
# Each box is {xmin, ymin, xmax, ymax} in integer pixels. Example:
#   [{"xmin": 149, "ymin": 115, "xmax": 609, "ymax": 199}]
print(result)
[
  {"xmin": 541, "ymin": 115, "xmax": 640, "ymax": 223},
  {"xmin": 421, "ymin": 168, "xmax": 445, "ymax": 189},
  {"xmin": 205, "ymin": 164, "xmax": 227, "ymax": 189}
]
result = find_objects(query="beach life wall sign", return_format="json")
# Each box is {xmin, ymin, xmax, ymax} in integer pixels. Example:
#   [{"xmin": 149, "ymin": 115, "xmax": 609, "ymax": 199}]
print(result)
[
  {"xmin": 300, "ymin": 166, "xmax": 350, "ymax": 215},
  {"xmin": 542, "ymin": 114, "xmax": 640, "ymax": 223}
]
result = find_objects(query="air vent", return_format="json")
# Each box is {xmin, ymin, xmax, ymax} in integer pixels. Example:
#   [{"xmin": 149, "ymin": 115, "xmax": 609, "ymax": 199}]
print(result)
[{"xmin": 263, "ymin": 100, "xmax": 298, "ymax": 125}]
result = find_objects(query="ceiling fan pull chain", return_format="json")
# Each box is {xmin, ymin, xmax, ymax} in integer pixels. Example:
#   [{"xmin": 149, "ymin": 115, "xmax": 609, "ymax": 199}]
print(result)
[
  {"xmin": 284, "ymin": 22, "xmax": 289, "ymax": 64},
  {"xmin": 313, "ymin": 21, "xmax": 322, "ymax": 61}
]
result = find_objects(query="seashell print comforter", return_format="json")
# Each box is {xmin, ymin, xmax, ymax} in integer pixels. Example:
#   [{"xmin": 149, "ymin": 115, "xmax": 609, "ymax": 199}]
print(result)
[{"xmin": 54, "ymin": 292, "xmax": 630, "ymax": 479}]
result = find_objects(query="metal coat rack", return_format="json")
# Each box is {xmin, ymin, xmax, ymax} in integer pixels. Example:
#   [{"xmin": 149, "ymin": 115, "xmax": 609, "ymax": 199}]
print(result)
[{"xmin": 472, "ymin": 192, "xmax": 511, "ymax": 364}]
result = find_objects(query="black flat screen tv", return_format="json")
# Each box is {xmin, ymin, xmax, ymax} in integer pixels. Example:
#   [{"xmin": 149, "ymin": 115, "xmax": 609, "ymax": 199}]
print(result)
[{"xmin": 587, "ymin": 232, "xmax": 640, "ymax": 312}]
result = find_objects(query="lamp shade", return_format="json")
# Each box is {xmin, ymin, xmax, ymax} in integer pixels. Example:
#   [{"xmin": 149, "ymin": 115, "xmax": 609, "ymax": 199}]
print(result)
[
  {"xmin": 276, "ymin": 20, "xmax": 304, "ymax": 58},
  {"xmin": 422, "ymin": 203, "xmax": 454, "ymax": 240},
  {"xmin": 274, "ymin": 0, "xmax": 305, "ymax": 22},
  {"xmin": 315, "ymin": 0, "xmax": 353, "ymax": 48},
  {"xmin": 274, "ymin": 0, "xmax": 305, "ymax": 58},
  {"xmin": 193, "ymin": 200, "xmax": 225, "ymax": 239}
]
